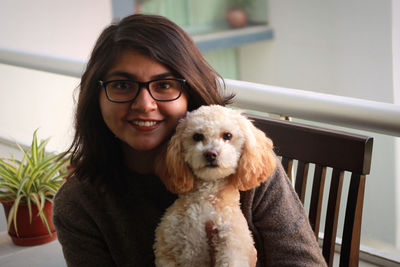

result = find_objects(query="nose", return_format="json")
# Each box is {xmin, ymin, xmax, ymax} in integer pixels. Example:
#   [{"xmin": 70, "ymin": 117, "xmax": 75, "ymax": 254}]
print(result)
[
  {"xmin": 204, "ymin": 149, "xmax": 218, "ymax": 163},
  {"xmin": 130, "ymin": 85, "xmax": 157, "ymax": 112}
]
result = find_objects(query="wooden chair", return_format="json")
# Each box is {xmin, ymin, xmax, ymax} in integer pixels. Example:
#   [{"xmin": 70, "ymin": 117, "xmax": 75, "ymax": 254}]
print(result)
[{"xmin": 249, "ymin": 114, "xmax": 373, "ymax": 267}]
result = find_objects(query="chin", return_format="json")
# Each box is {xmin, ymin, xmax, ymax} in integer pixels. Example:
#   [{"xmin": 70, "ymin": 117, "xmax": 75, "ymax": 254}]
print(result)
[
  {"xmin": 122, "ymin": 139, "xmax": 160, "ymax": 152},
  {"xmin": 193, "ymin": 167, "xmax": 236, "ymax": 181}
]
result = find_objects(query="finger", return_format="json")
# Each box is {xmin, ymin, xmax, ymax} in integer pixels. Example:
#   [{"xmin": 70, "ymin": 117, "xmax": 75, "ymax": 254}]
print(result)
[
  {"xmin": 250, "ymin": 247, "xmax": 258, "ymax": 267},
  {"xmin": 205, "ymin": 221, "xmax": 218, "ymax": 239},
  {"xmin": 205, "ymin": 221, "xmax": 217, "ymax": 266}
]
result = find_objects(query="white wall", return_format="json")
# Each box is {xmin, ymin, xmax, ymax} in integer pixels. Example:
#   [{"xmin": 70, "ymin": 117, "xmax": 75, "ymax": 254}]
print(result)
[
  {"xmin": 0, "ymin": 64, "xmax": 78, "ymax": 151},
  {"xmin": 0, "ymin": 0, "xmax": 113, "ymax": 232},
  {"xmin": 0, "ymin": 0, "xmax": 112, "ymax": 60},
  {"xmin": 239, "ymin": 0, "xmax": 399, "ymax": 251},
  {"xmin": 0, "ymin": 0, "xmax": 113, "ymax": 150},
  {"xmin": 240, "ymin": 0, "xmax": 393, "ymax": 103}
]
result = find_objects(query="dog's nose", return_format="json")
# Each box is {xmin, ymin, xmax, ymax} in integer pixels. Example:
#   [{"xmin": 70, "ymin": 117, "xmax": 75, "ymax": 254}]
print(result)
[{"xmin": 204, "ymin": 150, "xmax": 218, "ymax": 162}]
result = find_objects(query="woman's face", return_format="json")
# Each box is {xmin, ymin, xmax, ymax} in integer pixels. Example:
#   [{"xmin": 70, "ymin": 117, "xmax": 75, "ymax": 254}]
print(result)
[{"xmin": 99, "ymin": 49, "xmax": 188, "ymax": 152}]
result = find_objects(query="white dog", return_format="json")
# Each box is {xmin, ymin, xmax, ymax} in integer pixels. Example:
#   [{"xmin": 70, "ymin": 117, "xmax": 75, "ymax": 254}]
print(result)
[{"xmin": 155, "ymin": 105, "xmax": 276, "ymax": 267}]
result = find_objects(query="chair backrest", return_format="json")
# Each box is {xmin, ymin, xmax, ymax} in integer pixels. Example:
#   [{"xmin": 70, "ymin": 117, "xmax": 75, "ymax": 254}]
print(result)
[{"xmin": 249, "ymin": 114, "xmax": 373, "ymax": 267}]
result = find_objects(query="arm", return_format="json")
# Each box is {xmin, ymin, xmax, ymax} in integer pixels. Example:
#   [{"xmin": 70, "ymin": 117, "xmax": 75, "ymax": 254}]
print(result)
[
  {"xmin": 53, "ymin": 179, "xmax": 115, "ymax": 267},
  {"xmin": 241, "ymin": 163, "xmax": 327, "ymax": 267}
]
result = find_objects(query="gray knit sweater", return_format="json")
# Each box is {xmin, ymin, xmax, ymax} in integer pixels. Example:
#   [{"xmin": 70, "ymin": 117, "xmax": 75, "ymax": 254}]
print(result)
[{"xmin": 53, "ymin": 164, "xmax": 326, "ymax": 266}]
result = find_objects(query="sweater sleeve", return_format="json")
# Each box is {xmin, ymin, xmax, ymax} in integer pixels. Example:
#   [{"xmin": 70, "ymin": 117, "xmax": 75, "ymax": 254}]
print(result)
[
  {"xmin": 241, "ymin": 163, "xmax": 327, "ymax": 267},
  {"xmin": 53, "ymin": 178, "xmax": 115, "ymax": 267}
]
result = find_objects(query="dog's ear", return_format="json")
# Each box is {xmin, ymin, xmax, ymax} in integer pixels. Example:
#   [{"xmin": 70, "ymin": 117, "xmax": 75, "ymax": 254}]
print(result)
[
  {"xmin": 229, "ymin": 116, "xmax": 277, "ymax": 191},
  {"xmin": 155, "ymin": 123, "xmax": 195, "ymax": 194}
]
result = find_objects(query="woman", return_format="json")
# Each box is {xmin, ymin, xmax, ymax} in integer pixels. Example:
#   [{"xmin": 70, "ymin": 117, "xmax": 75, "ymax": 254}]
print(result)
[{"xmin": 53, "ymin": 14, "xmax": 326, "ymax": 266}]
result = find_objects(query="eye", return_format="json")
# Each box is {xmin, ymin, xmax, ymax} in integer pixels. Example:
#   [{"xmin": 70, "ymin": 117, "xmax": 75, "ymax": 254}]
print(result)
[
  {"xmin": 109, "ymin": 81, "xmax": 134, "ymax": 91},
  {"xmin": 193, "ymin": 133, "xmax": 204, "ymax": 142},
  {"xmin": 222, "ymin": 132, "xmax": 232, "ymax": 141},
  {"xmin": 158, "ymin": 81, "xmax": 171, "ymax": 89},
  {"xmin": 153, "ymin": 80, "xmax": 175, "ymax": 90}
]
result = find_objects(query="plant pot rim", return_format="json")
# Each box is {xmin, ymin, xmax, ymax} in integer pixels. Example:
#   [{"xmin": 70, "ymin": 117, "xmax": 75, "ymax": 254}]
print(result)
[
  {"xmin": 0, "ymin": 199, "xmax": 15, "ymax": 204},
  {"xmin": 1, "ymin": 198, "xmax": 54, "ymax": 204}
]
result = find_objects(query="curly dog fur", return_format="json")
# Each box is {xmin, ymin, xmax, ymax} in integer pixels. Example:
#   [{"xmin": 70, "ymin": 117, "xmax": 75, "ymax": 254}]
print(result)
[{"xmin": 154, "ymin": 105, "xmax": 276, "ymax": 267}]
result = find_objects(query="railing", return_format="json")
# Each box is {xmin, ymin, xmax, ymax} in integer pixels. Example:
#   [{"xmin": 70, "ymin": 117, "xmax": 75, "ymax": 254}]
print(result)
[
  {"xmin": 1, "ymin": 47, "xmax": 400, "ymax": 137},
  {"xmin": 226, "ymin": 79, "xmax": 400, "ymax": 137}
]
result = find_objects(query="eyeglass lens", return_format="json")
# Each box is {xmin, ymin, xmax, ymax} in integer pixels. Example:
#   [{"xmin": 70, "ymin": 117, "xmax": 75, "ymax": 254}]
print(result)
[{"xmin": 105, "ymin": 79, "xmax": 183, "ymax": 102}]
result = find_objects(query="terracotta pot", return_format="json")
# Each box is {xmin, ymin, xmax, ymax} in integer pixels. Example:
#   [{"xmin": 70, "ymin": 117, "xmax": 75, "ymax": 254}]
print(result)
[
  {"xmin": 226, "ymin": 8, "xmax": 248, "ymax": 28},
  {"xmin": 1, "ymin": 200, "xmax": 57, "ymax": 246}
]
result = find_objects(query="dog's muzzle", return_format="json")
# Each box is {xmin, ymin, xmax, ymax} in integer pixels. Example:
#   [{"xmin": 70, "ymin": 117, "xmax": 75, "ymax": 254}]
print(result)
[{"xmin": 204, "ymin": 149, "xmax": 218, "ymax": 167}]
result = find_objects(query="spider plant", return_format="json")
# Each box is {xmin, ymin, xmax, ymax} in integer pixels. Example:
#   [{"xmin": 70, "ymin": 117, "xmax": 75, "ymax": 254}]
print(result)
[{"xmin": 0, "ymin": 130, "xmax": 69, "ymax": 235}]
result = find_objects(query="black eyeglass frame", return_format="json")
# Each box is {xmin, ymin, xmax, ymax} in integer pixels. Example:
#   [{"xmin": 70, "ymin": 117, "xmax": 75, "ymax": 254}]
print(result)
[{"xmin": 98, "ymin": 78, "xmax": 186, "ymax": 103}]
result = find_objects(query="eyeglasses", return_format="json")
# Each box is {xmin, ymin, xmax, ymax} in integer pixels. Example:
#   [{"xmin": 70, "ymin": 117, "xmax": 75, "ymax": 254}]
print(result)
[{"xmin": 99, "ymin": 78, "xmax": 186, "ymax": 103}]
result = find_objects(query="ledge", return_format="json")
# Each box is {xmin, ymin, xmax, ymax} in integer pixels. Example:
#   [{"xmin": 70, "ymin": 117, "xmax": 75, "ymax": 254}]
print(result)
[
  {"xmin": 192, "ymin": 25, "xmax": 273, "ymax": 52},
  {"xmin": 0, "ymin": 232, "xmax": 66, "ymax": 266}
]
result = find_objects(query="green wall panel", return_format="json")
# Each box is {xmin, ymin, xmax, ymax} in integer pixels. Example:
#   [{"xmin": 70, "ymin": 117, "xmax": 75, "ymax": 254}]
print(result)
[{"xmin": 203, "ymin": 48, "xmax": 238, "ymax": 79}]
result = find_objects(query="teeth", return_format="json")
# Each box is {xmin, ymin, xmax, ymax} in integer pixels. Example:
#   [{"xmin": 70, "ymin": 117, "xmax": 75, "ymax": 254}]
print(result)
[{"xmin": 132, "ymin": 121, "xmax": 157, "ymax": 127}]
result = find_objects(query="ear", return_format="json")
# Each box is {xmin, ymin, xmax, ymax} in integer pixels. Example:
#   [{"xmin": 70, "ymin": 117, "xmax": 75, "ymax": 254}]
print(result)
[
  {"xmin": 155, "ymin": 124, "xmax": 195, "ymax": 194},
  {"xmin": 229, "ymin": 116, "xmax": 277, "ymax": 191}
]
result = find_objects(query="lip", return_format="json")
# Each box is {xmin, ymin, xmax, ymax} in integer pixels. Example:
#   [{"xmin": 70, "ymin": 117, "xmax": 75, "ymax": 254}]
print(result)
[{"xmin": 129, "ymin": 119, "xmax": 162, "ymax": 131}]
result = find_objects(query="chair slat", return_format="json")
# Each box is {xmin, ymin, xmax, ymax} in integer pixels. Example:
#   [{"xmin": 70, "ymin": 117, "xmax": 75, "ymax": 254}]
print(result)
[
  {"xmin": 340, "ymin": 174, "xmax": 366, "ymax": 267},
  {"xmin": 281, "ymin": 157, "xmax": 293, "ymax": 179},
  {"xmin": 308, "ymin": 165, "xmax": 327, "ymax": 239},
  {"xmin": 322, "ymin": 169, "xmax": 344, "ymax": 267},
  {"xmin": 294, "ymin": 161, "xmax": 309, "ymax": 204},
  {"xmin": 248, "ymin": 114, "xmax": 373, "ymax": 266}
]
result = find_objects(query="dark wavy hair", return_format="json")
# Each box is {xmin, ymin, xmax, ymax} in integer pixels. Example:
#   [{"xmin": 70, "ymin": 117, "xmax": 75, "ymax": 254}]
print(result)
[{"xmin": 67, "ymin": 14, "xmax": 234, "ymax": 191}]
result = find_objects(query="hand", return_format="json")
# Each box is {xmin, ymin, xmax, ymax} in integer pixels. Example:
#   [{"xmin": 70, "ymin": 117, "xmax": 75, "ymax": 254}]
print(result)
[
  {"xmin": 250, "ymin": 247, "xmax": 257, "ymax": 267},
  {"xmin": 205, "ymin": 221, "xmax": 257, "ymax": 267},
  {"xmin": 206, "ymin": 221, "xmax": 217, "ymax": 266}
]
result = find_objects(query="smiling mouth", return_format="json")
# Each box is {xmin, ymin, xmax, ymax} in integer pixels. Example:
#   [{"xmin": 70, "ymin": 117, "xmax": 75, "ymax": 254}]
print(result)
[{"xmin": 131, "ymin": 120, "xmax": 159, "ymax": 127}]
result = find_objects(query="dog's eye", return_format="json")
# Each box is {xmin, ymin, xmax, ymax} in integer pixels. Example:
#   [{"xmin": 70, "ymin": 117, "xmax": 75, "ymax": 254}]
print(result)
[
  {"xmin": 222, "ymin": 132, "xmax": 233, "ymax": 141},
  {"xmin": 193, "ymin": 133, "xmax": 204, "ymax": 142}
]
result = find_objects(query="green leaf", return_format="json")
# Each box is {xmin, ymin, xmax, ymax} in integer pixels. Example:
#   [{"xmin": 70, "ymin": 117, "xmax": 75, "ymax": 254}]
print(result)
[
  {"xmin": 1, "ymin": 130, "xmax": 70, "ymax": 235},
  {"xmin": 30, "ymin": 153, "xmax": 63, "ymax": 181},
  {"xmin": 41, "ymin": 158, "xmax": 69, "ymax": 184},
  {"xmin": 39, "ymin": 209, "xmax": 53, "ymax": 236},
  {"xmin": 8, "ymin": 195, "xmax": 23, "ymax": 236},
  {"xmin": 37, "ymin": 138, "xmax": 51, "ymax": 162},
  {"xmin": 26, "ymin": 197, "xmax": 33, "ymax": 223},
  {"xmin": 0, "ymin": 159, "xmax": 19, "ymax": 182},
  {"xmin": 31, "ymin": 129, "xmax": 39, "ymax": 165},
  {"xmin": 38, "ymin": 191, "xmax": 46, "ymax": 212},
  {"xmin": 16, "ymin": 154, "xmax": 27, "ymax": 181},
  {"xmin": 0, "ymin": 192, "xmax": 16, "ymax": 200},
  {"xmin": 16, "ymin": 143, "xmax": 33, "ymax": 172}
]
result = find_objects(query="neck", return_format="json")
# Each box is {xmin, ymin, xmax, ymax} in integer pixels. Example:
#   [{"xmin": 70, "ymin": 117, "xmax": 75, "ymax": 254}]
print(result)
[{"xmin": 122, "ymin": 144, "xmax": 162, "ymax": 174}]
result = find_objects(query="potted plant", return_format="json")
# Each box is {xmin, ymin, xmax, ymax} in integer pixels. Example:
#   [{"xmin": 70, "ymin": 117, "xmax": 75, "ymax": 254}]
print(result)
[
  {"xmin": 0, "ymin": 130, "xmax": 69, "ymax": 246},
  {"xmin": 226, "ymin": 0, "xmax": 254, "ymax": 28}
]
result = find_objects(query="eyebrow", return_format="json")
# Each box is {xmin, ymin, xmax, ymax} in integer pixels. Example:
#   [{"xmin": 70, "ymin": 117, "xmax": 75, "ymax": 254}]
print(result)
[{"xmin": 104, "ymin": 71, "xmax": 177, "ymax": 81}]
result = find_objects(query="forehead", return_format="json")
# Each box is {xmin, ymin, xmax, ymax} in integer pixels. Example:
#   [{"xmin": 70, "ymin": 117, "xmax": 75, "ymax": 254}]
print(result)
[{"xmin": 105, "ymin": 49, "xmax": 172, "ymax": 80}]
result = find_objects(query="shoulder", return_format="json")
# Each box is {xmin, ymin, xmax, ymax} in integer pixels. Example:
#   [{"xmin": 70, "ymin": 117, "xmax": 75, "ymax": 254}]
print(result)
[
  {"xmin": 54, "ymin": 176, "xmax": 90, "ymax": 205},
  {"xmin": 53, "ymin": 175, "xmax": 101, "ymax": 221},
  {"xmin": 240, "ymin": 162, "xmax": 292, "ymax": 208}
]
